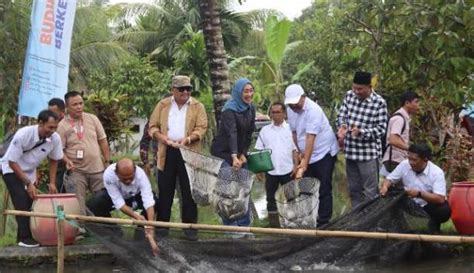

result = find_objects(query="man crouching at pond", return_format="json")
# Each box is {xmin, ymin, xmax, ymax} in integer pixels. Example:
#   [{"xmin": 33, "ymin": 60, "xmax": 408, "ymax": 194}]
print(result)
[
  {"xmin": 379, "ymin": 143, "xmax": 451, "ymax": 234},
  {"xmin": 87, "ymin": 158, "xmax": 159, "ymax": 255}
]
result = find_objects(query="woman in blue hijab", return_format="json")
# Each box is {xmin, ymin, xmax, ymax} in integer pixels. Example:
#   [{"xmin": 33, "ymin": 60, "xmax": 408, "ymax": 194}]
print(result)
[{"xmin": 211, "ymin": 78, "xmax": 256, "ymax": 228}]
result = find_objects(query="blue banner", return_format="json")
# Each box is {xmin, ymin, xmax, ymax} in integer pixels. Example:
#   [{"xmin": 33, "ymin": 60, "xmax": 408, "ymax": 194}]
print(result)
[{"xmin": 18, "ymin": 0, "xmax": 77, "ymax": 117}]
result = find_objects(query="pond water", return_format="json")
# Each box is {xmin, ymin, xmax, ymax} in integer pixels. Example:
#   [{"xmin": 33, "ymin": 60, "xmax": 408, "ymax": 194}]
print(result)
[{"xmin": 3, "ymin": 253, "xmax": 473, "ymax": 273}]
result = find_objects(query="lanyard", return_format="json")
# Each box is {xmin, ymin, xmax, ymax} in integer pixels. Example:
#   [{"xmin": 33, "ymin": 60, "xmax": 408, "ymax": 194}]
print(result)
[{"xmin": 69, "ymin": 116, "xmax": 84, "ymax": 140}]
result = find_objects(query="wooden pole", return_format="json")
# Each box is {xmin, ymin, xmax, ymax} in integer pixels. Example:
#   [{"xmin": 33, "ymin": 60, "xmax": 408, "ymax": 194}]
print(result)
[
  {"xmin": 0, "ymin": 188, "xmax": 10, "ymax": 237},
  {"xmin": 4, "ymin": 209, "xmax": 474, "ymax": 244},
  {"xmin": 56, "ymin": 205, "xmax": 64, "ymax": 273}
]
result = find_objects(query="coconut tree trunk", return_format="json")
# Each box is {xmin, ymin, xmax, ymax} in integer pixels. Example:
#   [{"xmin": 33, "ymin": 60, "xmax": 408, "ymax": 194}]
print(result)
[{"xmin": 198, "ymin": 0, "xmax": 230, "ymax": 125}]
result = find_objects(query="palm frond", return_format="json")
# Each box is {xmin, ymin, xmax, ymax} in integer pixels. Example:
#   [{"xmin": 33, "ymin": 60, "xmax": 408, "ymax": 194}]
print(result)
[{"xmin": 70, "ymin": 42, "xmax": 132, "ymax": 83}]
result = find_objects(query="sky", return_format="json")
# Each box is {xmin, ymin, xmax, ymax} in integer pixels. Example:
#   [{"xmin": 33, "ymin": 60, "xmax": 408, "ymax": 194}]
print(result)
[{"xmin": 108, "ymin": 0, "xmax": 313, "ymax": 19}]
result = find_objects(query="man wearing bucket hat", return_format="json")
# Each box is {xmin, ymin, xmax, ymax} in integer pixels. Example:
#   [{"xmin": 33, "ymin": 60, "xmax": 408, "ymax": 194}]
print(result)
[
  {"xmin": 149, "ymin": 75, "xmax": 208, "ymax": 241},
  {"xmin": 336, "ymin": 71, "xmax": 388, "ymax": 209},
  {"xmin": 284, "ymin": 84, "xmax": 339, "ymax": 227}
]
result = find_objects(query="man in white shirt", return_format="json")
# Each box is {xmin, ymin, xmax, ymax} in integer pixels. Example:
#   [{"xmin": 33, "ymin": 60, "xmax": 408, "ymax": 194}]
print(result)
[
  {"xmin": 380, "ymin": 143, "xmax": 451, "ymax": 233},
  {"xmin": 255, "ymin": 102, "xmax": 298, "ymax": 227},
  {"xmin": 149, "ymin": 75, "xmax": 208, "ymax": 241},
  {"xmin": 1, "ymin": 110, "xmax": 72, "ymax": 247},
  {"xmin": 87, "ymin": 158, "xmax": 158, "ymax": 221},
  {"xmin": 285, "ymin": 84, "xmax": 339, "ymax": 227}
]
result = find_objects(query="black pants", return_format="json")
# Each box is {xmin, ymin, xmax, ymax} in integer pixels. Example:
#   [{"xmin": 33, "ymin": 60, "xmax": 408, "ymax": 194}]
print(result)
[
  {"xmin": 265, "ymin": 172, "xmax": 292, "ymax": 212},
  {"xmin": 304, "ymin": 153, "xmax": 337, "ymax": 226},
  {"xmin": 423, "ymin": 201, "xmax": 451, "ymax": 231},
  {"xmin": 87, "ymin": 188, "xmax": 159, "ymax": 219},
  {"xmin": 2, "ymin": 173, "xmax": 33, "ymax": 242},
  {"xmin": 157, "ymin": 147, "xmax": 197, "ymax": 223}
]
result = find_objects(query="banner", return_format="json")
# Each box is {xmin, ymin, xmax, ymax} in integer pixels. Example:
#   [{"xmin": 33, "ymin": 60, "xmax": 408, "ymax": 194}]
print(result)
[{"xmin": 18, "ymin": 0, "xmax": 77, "ymax": 118}]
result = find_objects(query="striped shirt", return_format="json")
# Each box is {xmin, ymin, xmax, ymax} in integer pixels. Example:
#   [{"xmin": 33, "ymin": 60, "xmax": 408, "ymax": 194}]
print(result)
[{"xmin": 337, "ymin": 90, "xmax": 387, "ymax": 161}]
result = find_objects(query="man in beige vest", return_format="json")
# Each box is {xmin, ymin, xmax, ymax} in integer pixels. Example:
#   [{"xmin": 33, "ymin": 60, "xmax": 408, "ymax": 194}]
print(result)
[
  {"xmin": 57, "ymin": 91, "xmax": 112, "ymax": 215},
  {"xmin": 149, "ymin": 75, "xmax": 208, "ymax": 241}
]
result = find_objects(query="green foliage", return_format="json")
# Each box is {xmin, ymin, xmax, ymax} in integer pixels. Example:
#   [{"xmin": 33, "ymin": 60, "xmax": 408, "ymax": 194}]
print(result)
[
  {"xmin": 173, "ymin": 24, "xmax": 210, "ymax": 91},
  {"xmin": 264, "ymin": 16, "xmax": 292, "ymax": 68},
  {"xmin": 87, "ymin": 57, "xmax": 173, "ymax": 118},
  {"xmin": 0, "ymin": 0, "xmax": 31, "ymax": 136},
  {"xmin": 84, "ymin": 89, "xmax": 133, "ymax": 144},
  {"xmin": 288, "ymin": 0, "xmax": 473, "ymax": 168}
]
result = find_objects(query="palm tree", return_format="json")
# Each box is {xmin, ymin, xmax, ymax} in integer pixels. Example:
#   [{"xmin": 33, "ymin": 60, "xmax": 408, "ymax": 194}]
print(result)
[{"xmin": 198, "ymin": 0, "xmax": 230, "ymax": 123}]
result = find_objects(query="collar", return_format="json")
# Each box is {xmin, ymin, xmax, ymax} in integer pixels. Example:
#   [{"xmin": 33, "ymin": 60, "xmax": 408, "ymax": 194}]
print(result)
[
  {"xmin": 35, "ymin": 125, "xmax": 52, "ymax": 143},
  {"xmin": 271, "ymin": 120, "xmax": 287, "ymax": 129},
  {"xmin": 411, "ymin": 161, "xmax": 431, "ymax": 176},
  {"xmin": 398, "ymin": 107, "xmax": 412, "ymax": 122}
]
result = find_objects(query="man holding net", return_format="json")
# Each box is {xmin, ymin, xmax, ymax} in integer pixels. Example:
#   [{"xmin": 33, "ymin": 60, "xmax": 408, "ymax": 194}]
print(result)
[
  {"xmin": 379, "ymin": 143, "xmax": 451, "ymax": 234},
  {"xmin": 149, "ymin": 75, "xmax": 208, "ymax": 241},
  {"xmin": 285, "ymin": 84, "xmax": 339, "ymax": 227}
]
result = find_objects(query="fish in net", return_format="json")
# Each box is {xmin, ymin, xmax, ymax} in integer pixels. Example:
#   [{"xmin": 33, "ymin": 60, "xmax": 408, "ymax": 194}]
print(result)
[
  {"xmin": 275, "ymin": 177, "xmax": 320, "ymax": 228},
  {"xmin": 179, "ymin": 147, "xmax": 224, "ymax": 206},
  {"xmin": 85, "ymin": 189, "xmax": 453, "ymax": 273},
  {"xmin": 212, "ymin": 167, "xmax": 254, "ymax": 220}
]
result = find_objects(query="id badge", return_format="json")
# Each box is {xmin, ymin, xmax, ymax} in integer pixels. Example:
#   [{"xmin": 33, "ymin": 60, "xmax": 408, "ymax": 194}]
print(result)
[{"xmin": 76, "ymin": 149, "xmax": 84, "ymax": 159}]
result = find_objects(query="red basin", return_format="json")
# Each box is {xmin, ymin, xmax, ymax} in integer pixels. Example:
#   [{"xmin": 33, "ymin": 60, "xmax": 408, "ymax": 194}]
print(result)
[
  {"xmin": 448, "ymin": 182, "xmax": 474, "ymax": 235},
  {"xmin": 30, "ymin": 193, "xmax": 80, "ymax": 246}
]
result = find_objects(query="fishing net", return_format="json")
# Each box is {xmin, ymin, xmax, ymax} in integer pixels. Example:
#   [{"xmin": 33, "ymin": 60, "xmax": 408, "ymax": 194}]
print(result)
[
  {"xmin": 180, "ymin": 148, "xmax": 223, "ymax": 206},
  {"xmin": 275, "ymin": 177, "xmax": 320, "ymax": 228},
  {"xmin": 85, "ymin": 188, "xmax": 453, "ymax": 273},
  {"xmin": 213, "ymin": 167, "xmax": 254, "ymax": 221}
]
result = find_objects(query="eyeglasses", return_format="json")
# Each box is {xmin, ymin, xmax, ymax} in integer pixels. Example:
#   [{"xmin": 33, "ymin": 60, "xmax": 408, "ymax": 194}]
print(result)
[
  {"xmin": 176, "ymin": 86, "xmax": 192, "ymax": 92},
  {"xmin": 271, "ymin": 111, "xmax": 283, "ymax": 114}
]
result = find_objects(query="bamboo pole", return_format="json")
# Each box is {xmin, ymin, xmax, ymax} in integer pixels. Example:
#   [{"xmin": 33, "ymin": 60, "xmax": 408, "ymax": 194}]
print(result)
[
  {"xmin": 56, "ymin": 205, "xmax": 64, "ymax": 273},
  {"xmin": 4, "ymin": 209, "xmax": 474, "ymax": 244},
  {"xmin": 0, "ymin": 189, "xmax": 10, "ymax": 237}
]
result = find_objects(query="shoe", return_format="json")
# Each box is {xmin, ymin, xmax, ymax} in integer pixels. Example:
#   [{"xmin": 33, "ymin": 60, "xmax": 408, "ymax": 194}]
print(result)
[
  {"xmin": 428, "ymin": 219, "xmax": 441, "ymax": 234},
  {"xmin": 18, "ymin": 238, "xmax": 40, "ymax": 248},
  {"xmin": 183, "ymin": 229, "xmax": 198, "ymax": 241}
]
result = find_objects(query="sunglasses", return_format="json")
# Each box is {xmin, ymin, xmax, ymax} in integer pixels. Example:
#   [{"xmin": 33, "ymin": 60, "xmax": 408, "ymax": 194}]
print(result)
[{"xmin": 176, "ymin": 86, "xmax": 193, "ymax": 92}]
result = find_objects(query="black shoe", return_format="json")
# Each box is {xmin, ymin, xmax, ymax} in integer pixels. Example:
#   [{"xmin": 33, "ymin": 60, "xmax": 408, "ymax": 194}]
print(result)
[
  {"xmin": 183, "ymin": 229, "xmax": 198, "ymax": 241},
  {"xmin": 18, "ymin": 238, "xmax": 39, "ymax": 248},
  {"xmin": 428, "ymin": 219, "xmax": 441, "ymax": 234}
]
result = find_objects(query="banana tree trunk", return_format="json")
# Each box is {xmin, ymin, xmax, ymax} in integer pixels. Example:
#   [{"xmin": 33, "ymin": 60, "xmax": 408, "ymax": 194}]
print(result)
[{"xmin": 198, "ymin": 0, "xmax": 230, "ymax": 126}]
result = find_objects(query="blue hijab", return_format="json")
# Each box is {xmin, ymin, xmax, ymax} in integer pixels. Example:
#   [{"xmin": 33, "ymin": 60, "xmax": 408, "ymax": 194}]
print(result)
[{"xmin": 222, "ymin": 78, "xmax": 253, "ymax": 113}]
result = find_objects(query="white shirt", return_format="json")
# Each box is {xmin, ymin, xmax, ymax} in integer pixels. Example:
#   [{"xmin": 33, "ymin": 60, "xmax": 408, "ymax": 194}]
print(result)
[
  {"xmin": 255, "ymin": 121, "xmax": 296, "ymax": 176},
  {"xmin": 287, "ymin": 98, "xmax": 339, "ymax": 163},
  {"xmin": 387, "ymin": 160, "xmax": 446, "ymax": 207},
  {"xmin": 167, "ymin": 97, "xmax": 189, "ymax": 141},
  {"xmin": 1, "ymin": 125, "xmax": 63, "ymax": 183},
  {"xmin": 103, "ymin": 164, "xmax": 155, "ymax": 210}
]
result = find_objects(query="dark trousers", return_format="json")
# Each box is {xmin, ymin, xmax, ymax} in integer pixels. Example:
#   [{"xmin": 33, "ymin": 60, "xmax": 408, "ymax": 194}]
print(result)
[
  {"xmin": 157, "ymin": 147, "xmax": 197, "ymax": 223},
  {"xmin": 2, "ymin": 173, "xmax": 33, "ymax": 242},
  {"xmin": 304, "ymin": 153, "xmax": 337, "ymax": 226},
  {"xmin": 87, "ymin": 188, "xmax": 159, "ymax": 219},
  {"xmin": 265, "ymin": 172, "xmax": 292, "ymax": 212},
  {"xmin": 423, "ymin": 201, "xmax": 451, "ymax": 231}
]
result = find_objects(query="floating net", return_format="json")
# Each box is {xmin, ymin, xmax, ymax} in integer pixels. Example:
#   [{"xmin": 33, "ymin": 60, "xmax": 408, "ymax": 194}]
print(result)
[
  {"xmin": 180, "ymin": 147, "xmax": 223, "ymax": 206},
  {"xmin": 85, "ymin": 189, "xmax": 454, "ymax": 273},
  {"xmin": 212, "ymin": 167, "xmax": 254, "ymax": 220},
  {"xmin": 275, "ymin": 177, "xmax": 320, "ymax": 228}
]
